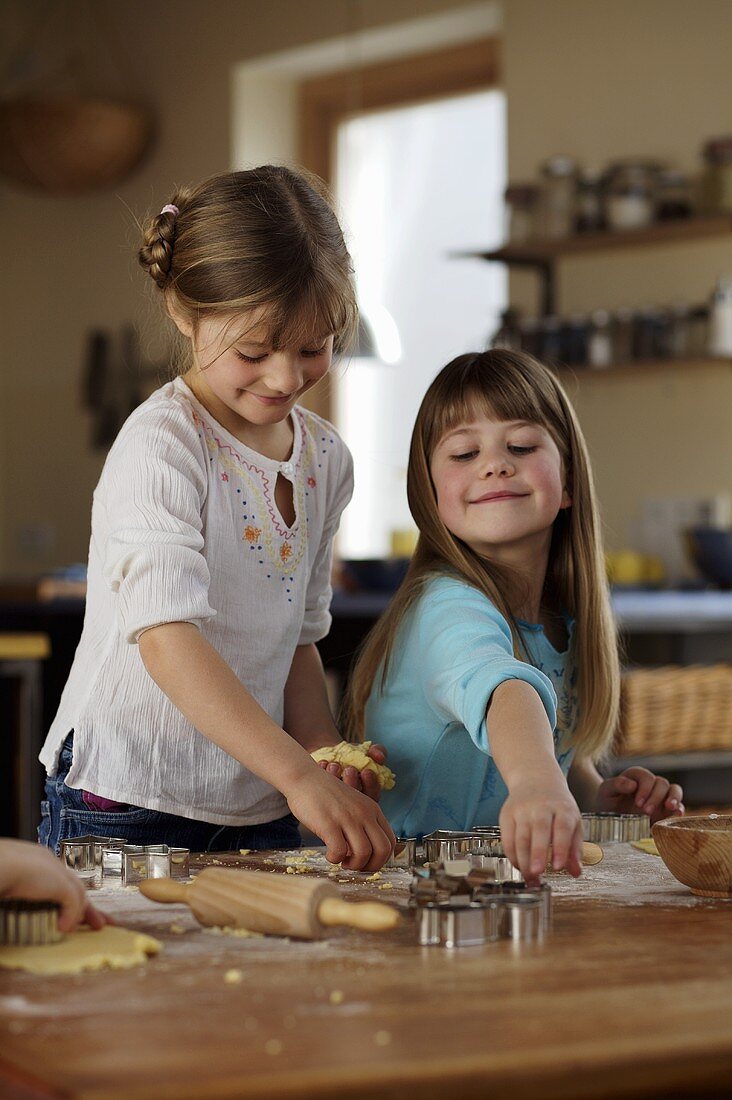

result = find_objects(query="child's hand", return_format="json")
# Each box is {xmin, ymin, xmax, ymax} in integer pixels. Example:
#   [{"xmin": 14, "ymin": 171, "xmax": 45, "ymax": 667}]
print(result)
[
  {"xmin": 316, "ymin": 743, "xmax": 388, "ymax": 802},
  {"xmin": 499, "ymin": 775, "xmax": 583, "ymax": 885},
  {"xmin": 596, "ymin": 767, "xmax": 684, "ymax": 823},
  {"xmin": 0, "ymin": 839, "xmax": 111, "ymax": 932},
  {"xmin": 285, "ymin": 766, "xmax": 395, "ymax": 872}
]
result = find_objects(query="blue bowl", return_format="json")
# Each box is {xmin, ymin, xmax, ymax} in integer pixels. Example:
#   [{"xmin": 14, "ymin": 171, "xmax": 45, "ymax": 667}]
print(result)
[
  {"xmin": 341, "ymin": 558, "xmax": 410, "ymax": 592},
  {"xmin": 686, "ymin": 528, "xmax": 732, "ymax": 588}
]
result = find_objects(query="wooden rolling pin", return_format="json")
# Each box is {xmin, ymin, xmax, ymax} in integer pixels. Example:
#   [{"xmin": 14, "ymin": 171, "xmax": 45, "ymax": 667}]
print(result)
[{"xmin": 139, "ymin": 867, "xmax": 400, "ymax": 940}]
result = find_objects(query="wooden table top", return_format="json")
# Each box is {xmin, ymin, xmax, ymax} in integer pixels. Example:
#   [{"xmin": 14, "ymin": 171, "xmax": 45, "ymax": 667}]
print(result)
[{"xmin": 1, "ymin": 846, "xmax": 731, "ymax": 1100}]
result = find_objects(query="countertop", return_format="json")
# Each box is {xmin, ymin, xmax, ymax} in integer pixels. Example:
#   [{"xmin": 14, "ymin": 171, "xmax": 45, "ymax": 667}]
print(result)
[
  {"xmin": 1, "ymin": 846, "xmax": 732, "ymax": 1099},
  {"xmin": 330, "ymin": 588, "xmax": 732, "ymax": 632}
]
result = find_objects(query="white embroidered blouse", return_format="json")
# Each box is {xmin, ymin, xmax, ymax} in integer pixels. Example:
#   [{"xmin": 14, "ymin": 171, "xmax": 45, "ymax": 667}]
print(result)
[{"xmin": 40, "ymin": 377, "xmax": 354, "ymax": 825}]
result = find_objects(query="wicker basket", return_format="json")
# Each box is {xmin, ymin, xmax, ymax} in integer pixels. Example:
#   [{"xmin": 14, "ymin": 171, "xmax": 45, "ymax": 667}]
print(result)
[
  {"xmin": 616, "ymin": 664, "xmax": 732, "ymax": 756},
  {"xmin": 0, "ymin": 99, "xmax": 152, "ymax": 193}
]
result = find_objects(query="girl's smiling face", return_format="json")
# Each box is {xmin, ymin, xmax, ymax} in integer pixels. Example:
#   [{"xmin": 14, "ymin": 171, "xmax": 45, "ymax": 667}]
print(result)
[
  {"xmin": 430, "ymin": 413, "xmax": 572, "ymax": 562},
  {"xmin": 174, "ymin": 306, "xmax": 334, "ymax": 439}
]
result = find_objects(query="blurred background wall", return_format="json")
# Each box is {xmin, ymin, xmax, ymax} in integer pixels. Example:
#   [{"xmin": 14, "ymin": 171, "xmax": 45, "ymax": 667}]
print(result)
[{"xmin": 1, "ymin": 0, "xmax": 731, "ymax": 578}]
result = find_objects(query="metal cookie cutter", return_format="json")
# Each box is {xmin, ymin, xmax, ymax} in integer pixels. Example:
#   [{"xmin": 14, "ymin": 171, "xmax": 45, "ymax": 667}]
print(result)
[
  {"xmin": 468, "ymin": 853, "xmax": 524, "ymax": 882},
  {"xmin": 423, "ymin": 830, "xmax": 490, "ymax": 864},
  {"xmin": 0, "ymin": 899, "xmax": 63, "ymax": 946},
  {"xmin": 60, "ymin": 834, "xmax": 126, "ymax": 884},
  {"xmin": 490, "ymin": 894, "xmax": 544, "ymax": 943},
  {"xmin": 470, "ymin": 879, "xmax": 552, "ymax": 932},
  {"xmin": 385, "ymin": 837, "xmax": 418, "ymax": 870},
  {"xmin": 470, "ymin": 825, "xmax": 509, "ymax": 858},
  {"xmin": 417, "ymin": 899, "xmax": 499, "ymax": 947},
  {"xmin": 582, "ymin": 813, "xmax": 651, "ymax": 843},
  {"xmin": 120, "ymin": 845, "xmax": 190, "ymax": 886}
]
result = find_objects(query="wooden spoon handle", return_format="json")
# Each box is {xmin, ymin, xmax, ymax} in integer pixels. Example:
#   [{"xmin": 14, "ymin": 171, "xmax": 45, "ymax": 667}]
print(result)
[
  {"xmin": 317, "ymin": 897, "xmax": 400, "ymax": 932},
  {"xmin": 138, "ymin": 878, "xmax": 191, "ymax": 904}
]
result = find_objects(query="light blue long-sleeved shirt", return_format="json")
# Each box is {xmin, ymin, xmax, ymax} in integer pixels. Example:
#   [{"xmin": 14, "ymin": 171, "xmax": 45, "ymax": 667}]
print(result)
[{"xmin": 364, "ymin": 575, "xmax": 577, "ymax": 837}]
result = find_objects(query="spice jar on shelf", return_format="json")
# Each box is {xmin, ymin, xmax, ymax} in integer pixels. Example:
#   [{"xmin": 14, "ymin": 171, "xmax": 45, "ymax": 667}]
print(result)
[
  {"xmin": 539, "ymin": 155, "xmax": 579, "ymax": 239},
  {"xmin": 656, "ymin": 170, "xmax": 693, "ymax": 220},
  {"xmin": 504, "ymin": 183, "xmax": 539, "ymax": 243},
  {"xmin": 587, "ymin": 310, "xmax": 613, "ymax": 368},
  {"xmin": 612, "ymin": 308, "xmax": 635, "ymax": 364},
  {"xmin": 602, "ymin": 161, "xmax": 660, "ymax": 231},
  {"xmin": 701, "ymin": 136, "xmax": 732, "ymax": 214},
  {"xmin": 561, "ymin": 313, "xmax": 590, "ymax": 366},
  {"xmin": 575, "ymin": 173, "xmax": 604, "ymax": 233},
  {"xmin": 708, "ymin": 277, "xmax": 732, "ymax": 356},
  {"xmin": 667, "ymin": 302, "xmax": 692, "ymax": 358}
]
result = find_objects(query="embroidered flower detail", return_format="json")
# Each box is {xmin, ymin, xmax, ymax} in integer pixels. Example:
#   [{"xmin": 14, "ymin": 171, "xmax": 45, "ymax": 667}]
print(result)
[
  {"xmin": 243, "ymin": 525, "xmax": 262, "ymax": 544},
  {"xmin": 280, "ymin": 543, "xmax": 293, "ymax": 563},
  {"xmin": 307, "ymin": 476, "xmax": 316, "ymax": 488},
  {"xmin": 221, "ymin": 472, "xmax": 229, "ymax": 482}
]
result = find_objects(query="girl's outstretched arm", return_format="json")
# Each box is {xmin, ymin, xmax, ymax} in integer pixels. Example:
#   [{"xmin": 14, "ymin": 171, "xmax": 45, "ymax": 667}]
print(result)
[
  {"xmin": 489, "ymin": 680, "xmax": 584, "ymax": 884},
  {"xmin": 138, "ymin": 622, "xmax": 394, "ymax": 869},
  {"xmin": 283, "ymin": 643, "xmax": 385, "ymax": 801}
]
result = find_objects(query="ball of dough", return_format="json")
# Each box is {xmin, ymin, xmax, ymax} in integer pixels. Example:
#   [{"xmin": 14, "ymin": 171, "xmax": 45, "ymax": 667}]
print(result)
[{"xmin": 311, "ymin": 741, "xmax": 396, "ymax": 790}]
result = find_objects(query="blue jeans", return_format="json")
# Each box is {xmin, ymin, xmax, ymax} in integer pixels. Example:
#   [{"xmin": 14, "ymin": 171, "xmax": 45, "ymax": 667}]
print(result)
[{"xmin": 38, "ymin": 734, "xmax": 302, "ymax": 855}]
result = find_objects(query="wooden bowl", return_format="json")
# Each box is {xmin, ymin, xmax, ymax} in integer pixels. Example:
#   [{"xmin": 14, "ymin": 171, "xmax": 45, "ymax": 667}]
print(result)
[
  {"xmin": 652, "ymin": 814, "xmax": 732, "ymax": 897},
  {"xmin": 0, "ymin": 99, "xmax": 152, "ymax": 193}
]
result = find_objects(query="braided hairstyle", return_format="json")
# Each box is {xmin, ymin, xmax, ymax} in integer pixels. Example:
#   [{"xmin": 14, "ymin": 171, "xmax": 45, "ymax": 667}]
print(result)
[
  {"xmin": 138, "ymin": 190, "xmax": 191, "ymax": 290},
  {"xmin": 137, "ymin": 166, "xmax": 357, "ymax": 355}
]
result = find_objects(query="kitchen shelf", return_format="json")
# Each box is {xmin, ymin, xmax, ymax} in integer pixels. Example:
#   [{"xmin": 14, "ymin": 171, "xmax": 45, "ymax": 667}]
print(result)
[
  {"xmin": 553, "ymin": 356, "xmax": 732, "ymax": 378},
  {"xmin": 455, "ymin": 214, "xmax": 732, "ymax": 315}
]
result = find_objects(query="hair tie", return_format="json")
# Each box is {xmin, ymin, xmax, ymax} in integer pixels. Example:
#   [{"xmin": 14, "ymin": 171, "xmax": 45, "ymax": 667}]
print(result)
[{"xmin": 160, "ymin": 204, "xmax": 179, "ymax": 217}]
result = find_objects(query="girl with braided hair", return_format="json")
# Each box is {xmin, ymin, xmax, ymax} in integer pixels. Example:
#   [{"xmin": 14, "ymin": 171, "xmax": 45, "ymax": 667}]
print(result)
[{"xmin": 39, "ymin": 166, "xmax": 394, "ymax": 870}]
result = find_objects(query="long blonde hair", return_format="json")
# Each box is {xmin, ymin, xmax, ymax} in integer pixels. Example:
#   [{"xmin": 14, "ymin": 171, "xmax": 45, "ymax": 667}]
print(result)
[
  {"xmin": 344, "ymin": 349, "xmax": 620, "ymax": 762},
  {"xmin": 138, "ymin": 165, "xmax": 358, "ymax": 359}
]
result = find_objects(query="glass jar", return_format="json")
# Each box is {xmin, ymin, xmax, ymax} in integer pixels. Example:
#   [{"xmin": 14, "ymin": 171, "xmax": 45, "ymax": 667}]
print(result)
[
  {"xmin": 656, "ymin": 170, "xmax": 693, "ymax": 220},
  {"xmin": 575, "ymin": 173, "xmax": 604, "ymax": 233},
  {"xmin": 612, "ymin": 308, "xmax": 635, "ymax": 364},
  {"xmin": 701, "ymin": 136, "xmax": 732, "ymax": 214},
  {"xmin": 539, "ymin": 155, "xmax": 579, "ymax": 239},
  {"xmin": 504, "ymin": 183, "xmax": 539, "ymax": 243},
  {"xmin": 588, "ymin": 310, "xmax": 613, "ymax": 368},
  {"xmin": 603, "ymin": 161, "xmax": 660, "ymax": 231},
  {"xmin": 560, "ymin": 313, "xmax": 590, "ymax": 366}
]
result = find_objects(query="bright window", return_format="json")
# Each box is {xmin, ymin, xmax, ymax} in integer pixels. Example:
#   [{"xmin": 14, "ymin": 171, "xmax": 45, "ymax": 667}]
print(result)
[{"xmin": 334, "ymin": 89, "xmax": 507, "ymax": 558}]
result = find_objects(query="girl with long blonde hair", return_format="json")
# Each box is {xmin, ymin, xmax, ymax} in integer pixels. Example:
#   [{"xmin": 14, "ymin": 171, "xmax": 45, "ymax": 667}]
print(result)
[{"xmin": 346, "ymin": 350, "xmax": 683, "ymax": 881}]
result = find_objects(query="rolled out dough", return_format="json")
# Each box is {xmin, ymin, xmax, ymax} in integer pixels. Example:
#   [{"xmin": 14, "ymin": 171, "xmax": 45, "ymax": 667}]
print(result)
[
  {"xmin": 631, "ymin": 838, "xmax": 660, "ymax": 856},
  {"xmin": 0, "ymin": 925, "xmax": 162, "ymax": 975},
  {"xmin": 311, "ymin": 741, "xmax": 396, "ymax": 790}
]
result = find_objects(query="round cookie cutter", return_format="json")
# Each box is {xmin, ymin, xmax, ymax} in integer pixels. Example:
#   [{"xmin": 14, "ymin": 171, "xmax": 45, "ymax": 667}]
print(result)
[{"xmin": 581, "ymin": 813, "xmax": 651, "ymax": 843}]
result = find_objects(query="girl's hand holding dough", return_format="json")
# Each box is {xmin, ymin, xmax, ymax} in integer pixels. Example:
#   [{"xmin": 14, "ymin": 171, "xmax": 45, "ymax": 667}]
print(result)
[
  {"xmin": 0, "ymin": 839, "xmax": 110, "ymax": 932},
  {"xmin": 311, "ymin": 742, "xmax": 395, "ymax": 802}
]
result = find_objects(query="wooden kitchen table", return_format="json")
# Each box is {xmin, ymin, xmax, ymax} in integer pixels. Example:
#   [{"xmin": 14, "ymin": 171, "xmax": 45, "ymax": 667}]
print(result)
[{"xmin": 1, "ymin": 845, "xmax": 731, "ymax": 1100}]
